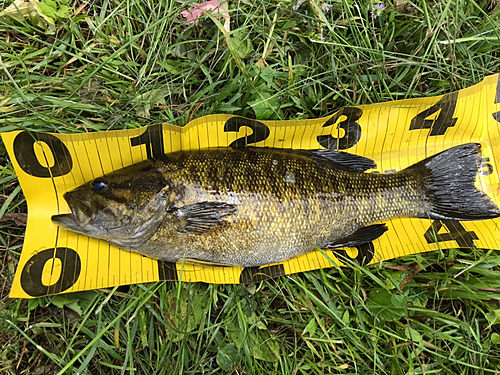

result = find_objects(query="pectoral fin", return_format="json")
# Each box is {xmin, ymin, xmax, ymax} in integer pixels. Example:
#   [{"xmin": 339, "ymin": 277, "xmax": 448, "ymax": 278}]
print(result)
[
  {"xmin": 324, "ymin": 224, "xmax": 388, "ymax": 249},
  {"xmin": 172, "ymin": 201, "xmax": 237, "ymax": 234}
]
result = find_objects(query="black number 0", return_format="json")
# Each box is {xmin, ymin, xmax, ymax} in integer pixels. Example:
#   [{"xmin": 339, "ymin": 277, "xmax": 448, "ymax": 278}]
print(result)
[
  {"xmin": 332, "ymin": 243, "xmax": 375, "ymax": 266},
  {"xmin": 20, "ymin": 248, "xmax": 82, "ymax": 297},
  {"xmin": 13, "ymin": 131, "xmax": 73, "ymax": 177}
]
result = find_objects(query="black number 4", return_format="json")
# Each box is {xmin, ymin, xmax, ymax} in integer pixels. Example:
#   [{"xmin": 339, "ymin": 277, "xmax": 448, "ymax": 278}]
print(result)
[
  {"xmin": 410, "ymin": 92, "xmax": 459, "ymax": 136},
  {"xmin": 424, "ymin": 220, "xmax": 478, "ymax": 248},
  {"xmin": 493, "ymin": 74, "xmax": 500, "ymax": 122}
]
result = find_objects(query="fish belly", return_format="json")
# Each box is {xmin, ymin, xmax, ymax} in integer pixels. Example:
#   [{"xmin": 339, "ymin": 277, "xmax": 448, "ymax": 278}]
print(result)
[{"xmin": 138, "ymin": 177, "xmax": 421, "ymax": 267}]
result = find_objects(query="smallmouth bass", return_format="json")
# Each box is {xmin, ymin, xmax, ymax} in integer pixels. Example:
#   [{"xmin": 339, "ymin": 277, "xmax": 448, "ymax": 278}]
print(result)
[{"xmin": 52, "ymin": 144, "xmax": 500, "ymax": 267}]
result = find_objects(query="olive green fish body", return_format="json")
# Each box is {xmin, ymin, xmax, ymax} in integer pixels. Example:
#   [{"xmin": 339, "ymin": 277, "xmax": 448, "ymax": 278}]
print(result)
[
  {"xmin": 142, "ymin": 150, "xmax": 421, "ymax": 266},
  {"xmin": 52, "ymin": 144, "xmax": 500, "ymax": 267}
]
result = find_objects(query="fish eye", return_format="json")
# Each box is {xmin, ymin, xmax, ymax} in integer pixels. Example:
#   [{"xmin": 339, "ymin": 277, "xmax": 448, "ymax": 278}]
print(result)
[{"xmin": 92, "ymin": 179, "xmax": 108, "ymax": 193}]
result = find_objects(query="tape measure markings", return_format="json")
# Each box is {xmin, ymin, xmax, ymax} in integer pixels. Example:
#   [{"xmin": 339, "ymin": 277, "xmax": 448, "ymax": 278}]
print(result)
[{"xmin": 5, "ymin": 74, "xmax": 500, "ymax": 297}]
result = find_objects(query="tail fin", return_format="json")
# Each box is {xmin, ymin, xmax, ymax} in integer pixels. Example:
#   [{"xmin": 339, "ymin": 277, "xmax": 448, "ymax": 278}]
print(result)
[{"xmin": 406, "ymin": 143, "xmax": 500, "ymax": 221}]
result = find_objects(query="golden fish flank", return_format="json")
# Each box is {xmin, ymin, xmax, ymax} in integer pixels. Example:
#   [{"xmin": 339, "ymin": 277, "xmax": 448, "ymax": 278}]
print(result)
[{"xmin": 52, "ymin": 144, "xmax": 500, "ymax": 267}]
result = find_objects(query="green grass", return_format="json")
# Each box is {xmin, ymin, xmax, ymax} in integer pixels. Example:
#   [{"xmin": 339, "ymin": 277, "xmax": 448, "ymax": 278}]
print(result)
[{"xmin": 1, "ymin": 0, "xmax": 500, "ymax": 373}]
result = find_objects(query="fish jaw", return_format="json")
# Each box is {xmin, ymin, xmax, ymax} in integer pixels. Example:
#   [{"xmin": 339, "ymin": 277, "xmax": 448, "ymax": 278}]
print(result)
[
  {"xmin": 51, "ymin": 211, "xmax": 107, "ymax": 240},
  {"xmin": 52, "ymin": 213, "xmax": 81, "ymax": 232},
  {"xmin": 51, "ymin": 188, "xmax": 95, "ymax": 230},
  {"xmin": 51, "ymin": 190, "xmax": 95, "ymax": 232},
  {"xmin": 51, "ymin": 202, "xmax": 102, "ymax": 238},
  {"xmin": 67, "ymin": 191, "xmax": 94, "ymax": 225}
]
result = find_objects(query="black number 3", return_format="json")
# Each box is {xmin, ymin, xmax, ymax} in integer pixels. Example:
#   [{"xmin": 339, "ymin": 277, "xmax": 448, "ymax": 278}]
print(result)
[{"xmin": 317, "ymin": 107, "xmax": 363, "ymax": 150}]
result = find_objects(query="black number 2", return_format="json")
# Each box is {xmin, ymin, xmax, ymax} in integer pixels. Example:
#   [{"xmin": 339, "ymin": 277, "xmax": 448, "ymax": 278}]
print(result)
[{"xmin": 224, "ymin": 117, "xmax": 270, "ymax": 148}]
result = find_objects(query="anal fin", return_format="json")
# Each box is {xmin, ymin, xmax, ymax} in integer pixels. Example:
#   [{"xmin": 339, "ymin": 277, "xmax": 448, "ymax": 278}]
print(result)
[
  {"xmin": 324, "ymin": 224, "xmax": 388, "ymax": 249},
  {"xmin": 181, "ymin": 258, "xmax": 239, "ymax": 268}
]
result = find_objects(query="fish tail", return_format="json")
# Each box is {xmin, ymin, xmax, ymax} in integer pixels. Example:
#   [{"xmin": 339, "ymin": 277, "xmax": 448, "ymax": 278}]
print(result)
[{"xmin": 406, "ymin": 143, "xmax": 500, "ymax": 221}]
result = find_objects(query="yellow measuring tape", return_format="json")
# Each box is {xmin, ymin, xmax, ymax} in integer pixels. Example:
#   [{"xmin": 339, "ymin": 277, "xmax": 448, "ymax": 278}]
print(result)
[{"xmin": 3, "ymin": 74, "xmax": 500, "ymax": 298}]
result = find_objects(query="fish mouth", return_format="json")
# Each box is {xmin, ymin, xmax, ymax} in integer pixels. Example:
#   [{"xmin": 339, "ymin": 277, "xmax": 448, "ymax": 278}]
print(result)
[
  {"xmin": 51, "ymin": 213, "xmax": 80, "ymax": 231},
  {"xmin": 51, "ymin": 192, "xmax": 93, "ymax": 230}
]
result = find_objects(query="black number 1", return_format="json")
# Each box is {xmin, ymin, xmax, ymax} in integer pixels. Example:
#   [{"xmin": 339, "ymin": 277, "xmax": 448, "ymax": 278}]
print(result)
[{"xmin": 130, "ymin": 124, "xmax": 165, "ymax": 159}]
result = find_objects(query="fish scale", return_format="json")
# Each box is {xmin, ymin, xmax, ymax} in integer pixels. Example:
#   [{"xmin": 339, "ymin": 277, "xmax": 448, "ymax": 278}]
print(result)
[{"xmin": 52, "ymin": 144, "xmax": 500, "ymax": 267}]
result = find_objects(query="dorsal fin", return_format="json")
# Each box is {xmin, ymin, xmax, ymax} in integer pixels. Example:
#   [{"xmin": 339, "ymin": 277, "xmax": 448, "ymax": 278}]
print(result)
[
  {"xmin": 293, "ymin": 149, "xmax": 377, "ymax": 172},
  {"xmin": 236, "ymin": 147, "xmax": 377, "ymax": 173}
]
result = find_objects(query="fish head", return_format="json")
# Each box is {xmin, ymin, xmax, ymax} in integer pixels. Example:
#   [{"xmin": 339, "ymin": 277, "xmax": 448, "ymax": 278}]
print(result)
[{"xmin": 52, "ymin": 165, "xmax": 170, "ymax": 248}]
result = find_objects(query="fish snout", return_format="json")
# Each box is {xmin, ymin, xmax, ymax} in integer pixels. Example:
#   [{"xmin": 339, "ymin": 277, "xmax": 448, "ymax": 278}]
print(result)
[{"xmin": 64, "ymin": 192, "xmax": 93, "ymax": 227}]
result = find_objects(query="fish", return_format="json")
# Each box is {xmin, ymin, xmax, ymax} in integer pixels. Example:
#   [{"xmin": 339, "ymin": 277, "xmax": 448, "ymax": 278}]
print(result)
[{"xmin": 52, "ymin": 143, "xmax": 500, "ymax": 267}]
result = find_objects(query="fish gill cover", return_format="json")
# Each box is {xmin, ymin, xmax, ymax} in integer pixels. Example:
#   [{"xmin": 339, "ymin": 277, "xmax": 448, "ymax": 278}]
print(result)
[{"xmin": 2, "ymin": 73, "xmax": 500, "ymax": 298}]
